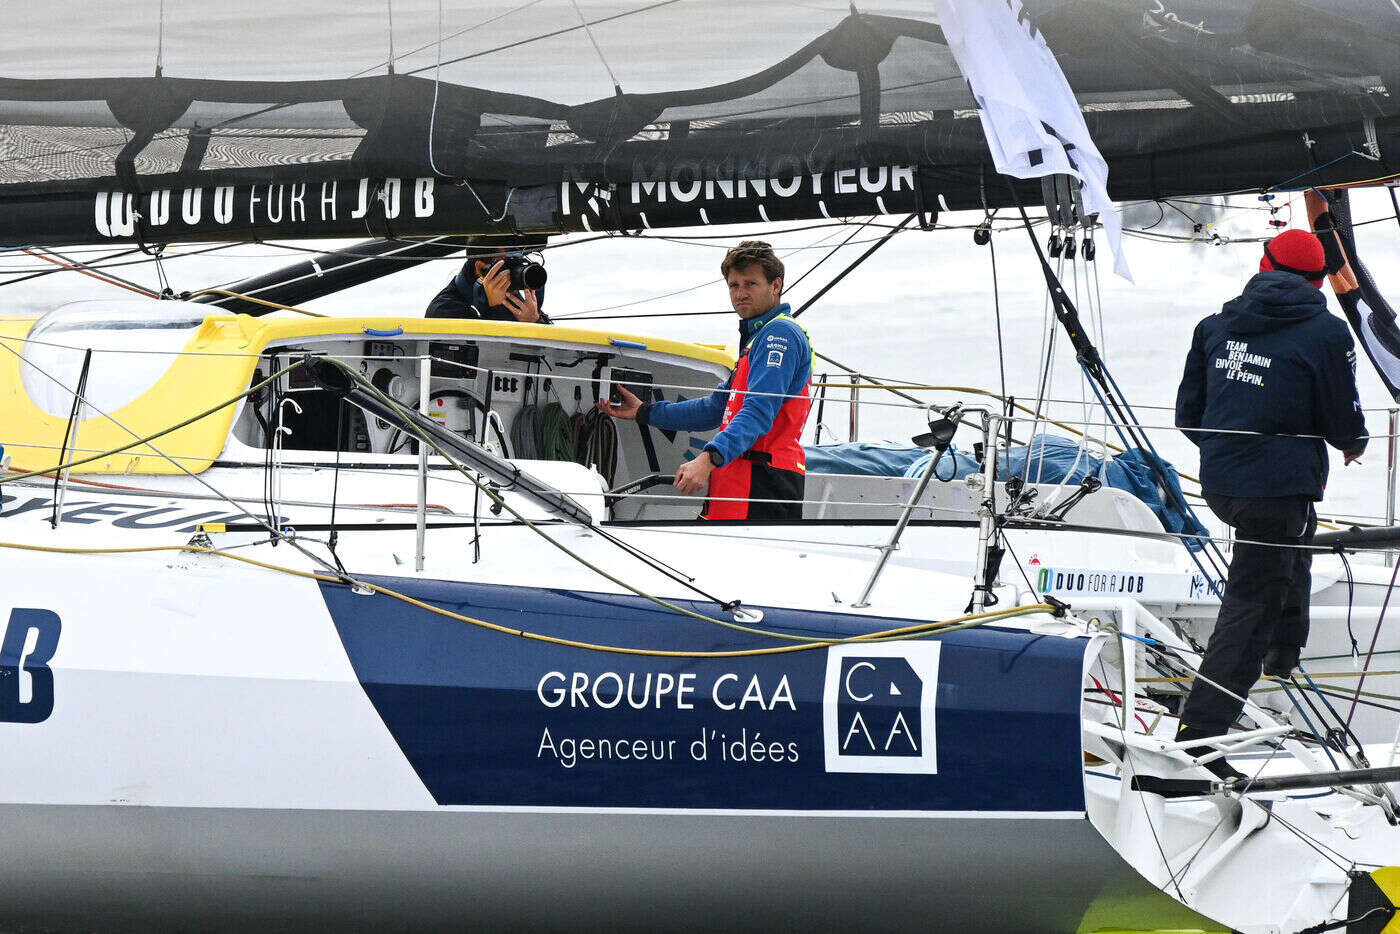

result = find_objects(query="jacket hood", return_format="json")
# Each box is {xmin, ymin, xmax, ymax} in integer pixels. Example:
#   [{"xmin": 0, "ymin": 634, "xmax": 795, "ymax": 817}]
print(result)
[{"xmin": 1221, "ymin": 270, "xmax": 1327, "ymax": 335}]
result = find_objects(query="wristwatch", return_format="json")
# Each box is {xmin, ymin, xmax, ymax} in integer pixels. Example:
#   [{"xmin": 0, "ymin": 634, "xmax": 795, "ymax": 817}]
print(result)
[{"xmin": 705, "ymin": 447, "xmax": 723, "ymax": 467}]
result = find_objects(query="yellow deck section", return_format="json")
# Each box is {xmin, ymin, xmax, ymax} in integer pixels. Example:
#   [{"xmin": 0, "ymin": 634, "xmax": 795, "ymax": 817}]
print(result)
[{"xmin": 0, "ymin": 313, "xmax": 735, "ymax": 475}]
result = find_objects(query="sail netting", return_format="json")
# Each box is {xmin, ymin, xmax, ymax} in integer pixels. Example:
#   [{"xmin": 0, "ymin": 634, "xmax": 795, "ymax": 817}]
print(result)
[{"xmin": 1, "ymin": 0, "xmax": 1397, "ymax": 242}]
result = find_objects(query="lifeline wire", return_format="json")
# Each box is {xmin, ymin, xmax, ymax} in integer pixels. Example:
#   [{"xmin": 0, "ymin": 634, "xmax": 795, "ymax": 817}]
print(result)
[
  {"xmin": 0, "ymin": 351, "xmax": 359, "ymax": 586},
  {"xmin": 0, "ymin": 535, "xmax": 1055, "ymax": 659}
]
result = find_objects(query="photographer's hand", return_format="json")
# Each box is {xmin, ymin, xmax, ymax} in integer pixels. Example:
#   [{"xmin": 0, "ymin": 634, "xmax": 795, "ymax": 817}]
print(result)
[
  {"xmin": 479, "ymin": 260, "xmax": 510, "ymax": 307},
  {"xmin": 503, "ymin": 289, "xmax": 540, "ymax": 323},
  {"xmin": 595, "ymin": 385, "xmax": 642, "ymax": 419}
]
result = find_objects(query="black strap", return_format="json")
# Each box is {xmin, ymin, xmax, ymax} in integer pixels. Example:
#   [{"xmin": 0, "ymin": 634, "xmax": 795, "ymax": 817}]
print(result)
[
  {"xmin": 1264, "ymin": 242, "xmax": 1326, "ymax": 280},
  {"xmin": 637, "ymin": 421, "xmax": 661, "ymax": 473}
]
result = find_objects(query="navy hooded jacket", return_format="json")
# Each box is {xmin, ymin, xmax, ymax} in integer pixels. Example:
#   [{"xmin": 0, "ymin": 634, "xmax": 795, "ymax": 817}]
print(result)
[
  {"xmin": 424, "ymin": 262, "xmax": 551, "ymax": 323},
  {"xmin": 1175, "ymin": 270, "xmax": 1367, "ymax": 500}
]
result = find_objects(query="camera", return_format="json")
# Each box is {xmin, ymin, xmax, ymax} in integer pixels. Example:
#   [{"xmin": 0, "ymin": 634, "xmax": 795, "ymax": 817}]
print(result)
[{"xmin": 502, "ymin": 253, "xmax": 547, "ymax": 291}]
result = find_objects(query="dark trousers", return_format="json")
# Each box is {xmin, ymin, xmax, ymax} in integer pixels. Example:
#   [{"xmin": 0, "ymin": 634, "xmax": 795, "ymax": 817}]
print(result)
[{"xmin": 1177, "ymin": 494, "xmax": 1316, "ymax": 737}]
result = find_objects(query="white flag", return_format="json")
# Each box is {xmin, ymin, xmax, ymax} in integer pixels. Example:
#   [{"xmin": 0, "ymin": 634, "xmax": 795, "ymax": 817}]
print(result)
[{"xmin": 930, "ymin": 0, "xmax": 1132, "ymax": 281}]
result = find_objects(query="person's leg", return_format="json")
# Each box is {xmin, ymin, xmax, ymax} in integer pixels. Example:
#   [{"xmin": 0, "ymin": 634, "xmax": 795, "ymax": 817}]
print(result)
[
  {"xmin": 1179, "ymin": 495, "xmax": 1309, "ymax": 739},
  {"xmin": 744, "ymin": 464, "xmax": 804, "ymax": 521},
  {"xmin": 1268, "ymin": 500, "xmax": 1316, "ymax": 676}
]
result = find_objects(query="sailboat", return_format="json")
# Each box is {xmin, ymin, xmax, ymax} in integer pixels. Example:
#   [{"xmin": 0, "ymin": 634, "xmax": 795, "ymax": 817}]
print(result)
[{"xmin": 2, "ymin": 1, "xmax": 1400, "ymax": 930}]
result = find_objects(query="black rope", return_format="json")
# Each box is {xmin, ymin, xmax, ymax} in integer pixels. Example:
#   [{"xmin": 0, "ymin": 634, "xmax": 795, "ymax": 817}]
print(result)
[
  {"xmin": 1007, "ymin": 182, "xmax": 1230, "ymax": 589},
  {"xmin": 988, "ymin": 222, "xmax": 1007, "ymax": 401},
  {"xmin": 49, "ymin": 348, "xmax": 92, "ymax": 529},
  {"xmin": 1347, "ymin": 557, "xmax": 1400, "ymax": 730},
  {"xmin": 1337, "ymin": 546, "xmax": 1360, "ymax": 663},
  {"xmin": 784, "ymin": 217, "xmax": 874, "ymax": 295},
  {"xmin": 792, "ymin": 214, "xmax": 917, "ymax": 319},
  {"xmin": 327, "ymin": 398, "xmax": 347, "ymax": 577}
]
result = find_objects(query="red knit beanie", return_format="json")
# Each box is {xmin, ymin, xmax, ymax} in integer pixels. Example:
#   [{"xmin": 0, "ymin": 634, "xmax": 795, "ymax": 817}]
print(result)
[{"xmin": 1260, "ymin": 229, "xmax": 1326, "ymax": 287}]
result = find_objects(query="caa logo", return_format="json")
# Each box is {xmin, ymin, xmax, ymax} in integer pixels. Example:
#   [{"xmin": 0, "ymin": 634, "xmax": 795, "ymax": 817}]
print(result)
[{"xmin": 822, "ymin": 643, "xmax": 940, "ymax": 775}]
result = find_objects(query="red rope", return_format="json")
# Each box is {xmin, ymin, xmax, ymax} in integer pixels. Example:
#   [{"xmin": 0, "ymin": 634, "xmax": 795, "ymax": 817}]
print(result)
[
  {"xmin": 1089, "ymin": 673, "xmax": 1151, "ymax": 733},
  {"xmin": 23, "ymin": 249, "xmax": 158, "ymax": 297}
]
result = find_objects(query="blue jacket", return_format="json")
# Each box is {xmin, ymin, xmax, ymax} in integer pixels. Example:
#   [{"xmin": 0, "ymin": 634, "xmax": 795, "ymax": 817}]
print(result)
[
  {"xmin": 1175, "ymin": 270, "xmax": 1367, "ymax": 499},
  {"xmin": 639, "ymin": 304, "xmax": 812, "ymax": 466}
]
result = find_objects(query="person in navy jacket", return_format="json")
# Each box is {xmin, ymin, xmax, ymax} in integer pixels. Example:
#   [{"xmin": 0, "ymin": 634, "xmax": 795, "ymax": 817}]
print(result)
[
  {"xmin": 1174, "ymin": 228, "xmax": 1367, "ymax": 776},
  {"xmin": 425, "ymin": 236, "xmax": 550, "ymax": 324},
  {"xmin": 597, "ymin": 241, "xmax": 813, "ymax": 520}
]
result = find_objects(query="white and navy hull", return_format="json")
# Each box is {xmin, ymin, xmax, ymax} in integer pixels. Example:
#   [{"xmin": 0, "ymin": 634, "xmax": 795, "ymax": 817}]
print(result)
[
  {"xmin": 0, "ymin": 470, "xmax": 1396, "ymax": 931},
  {"xmin": 0, "ymin": 524, "xmax": 1226, "ymax": 932}
]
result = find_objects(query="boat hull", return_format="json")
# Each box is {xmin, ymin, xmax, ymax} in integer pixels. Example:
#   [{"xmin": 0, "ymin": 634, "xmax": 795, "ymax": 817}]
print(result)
[{"xmin": 0, "ymin": 805, "xmax": 1217, "ymax": 932}]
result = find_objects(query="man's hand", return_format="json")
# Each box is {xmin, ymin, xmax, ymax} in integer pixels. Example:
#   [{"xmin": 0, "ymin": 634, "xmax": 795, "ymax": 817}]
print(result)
[
  {"xmin": 503, "ymin": 288, "xmax": 540, "ymax": 323},
  {"xmin": 1345, "ymin": 449, "xmax": 1364, "ymax": 466},
  {"xmin": 674, "ymin": 453, "xmax": 715, "ymax": 495},
  {"xmin": 595, "ymin": 384, "xmax": 643, "ymax": 419},
  {"xmin": 478, "ymin": 259, "xmax": 511, "ymax": 307}
]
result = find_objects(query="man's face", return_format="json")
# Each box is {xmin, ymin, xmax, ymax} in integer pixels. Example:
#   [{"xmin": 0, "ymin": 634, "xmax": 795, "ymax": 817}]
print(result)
[{"xmin": 727, "ymin": 264, "xmax": 782, "ymax": 319}]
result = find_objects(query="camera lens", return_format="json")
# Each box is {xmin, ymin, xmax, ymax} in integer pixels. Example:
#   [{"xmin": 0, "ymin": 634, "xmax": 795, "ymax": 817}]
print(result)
[{"xmin": 516, "ymin": 260, "xmax": 547, "ymax": 291}]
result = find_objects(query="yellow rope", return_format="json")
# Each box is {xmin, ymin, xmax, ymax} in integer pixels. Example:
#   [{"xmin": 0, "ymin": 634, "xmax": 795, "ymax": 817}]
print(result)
[
  {"xmin": 0, "ymin": 538, "xmax": 1057, "ymax": 659},
  {"xmin": 188, "ymin": 289, "xmax": 327, "ymax": 318}
]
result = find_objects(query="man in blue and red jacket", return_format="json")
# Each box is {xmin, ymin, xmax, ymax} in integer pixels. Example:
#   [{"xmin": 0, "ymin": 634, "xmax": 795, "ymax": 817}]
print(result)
[
  {"xmin": 1174, "ymin": 228, "xmax": 1367, "ymax": 776},
  {"xmin": 598, "ymin": 240, "xmax": 813, "ymax": 520}
]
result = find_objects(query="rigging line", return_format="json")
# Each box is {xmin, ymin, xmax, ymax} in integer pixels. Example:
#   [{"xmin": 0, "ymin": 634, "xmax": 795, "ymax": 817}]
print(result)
[
  {"xmin": 1278, "ymin": 680, "xmax": 1344, "ymax": 771},
  {"xmin": 784, "ymin": 217, "xmax": 874, "ymax": 295},
  {"xmin": 428, "ymin": 0, "xmax": 444, "ymax": 176},
  {"xmin": 0, "ymin": 247, "xmax": 142, "ymax": 289},
  {"xmin": 195, "ymin": 236, "xmax": 464, "ymax": 304},
  {"xmin": 0, "ymin": 535, "xmax": 1063, "ymax": 658},
  {"xmin": 1016, "ymin": 193, "xmax": 1228, "ymax": 581},
  {"xmin": 569, "ymin": 0, "xmax": 622, "ymax": 91},
  {"xmin": 1390, "ymin": 186, "xmax": 1400, "ymax": 237},
  {"xmin": 544, "ymin": 308, "xmax": 732, "ymax": 321},
  {"xmin": 0, "ymin": 350, "xmax": 359, "ymax": 585},
  {"xmin": 1168, "ymin": 743, "xmax": 1286, "ymax": 892},
  {"xmin": 792, "ymin": 215, "xmax": 916, "ymax": 319},
  {"xmin": 385, "ymin": 0, "xmax": 396, "ymax": 73},
  {"xmin": 988, "ymin": 226, "xmax": 1007, "ymax": 401},
  {"xmin": 997, "ymin": 535, "xmax": 1037, "ymax": 597},
  {"xmin": 1270, "ymin": 151, "xmax": 1361, "ymax": 193},
  {"xmin": 352, "ymin": 0, "xmax": 549, "ymax": 77},
  {"xmin": 327, "ymin": 397, "xmax": 347, "ymax": 576},
  {"xmin": 187, "ymin": 289, "xmax": 327, "ymax": 318},
  {"xmin": 553, "ymin": 224, "xmax": 856, "ymax": 318},
  {"xmin": 1295, "ymin": 666, "xmax": 1371, "ymax": 768},
  {"xmin": 21, "ymin": 248, "xmax": 158, "ymax": 298},
  {"xmin": 1097, "ymin": 654, "xmax": 1185, "ymax": 901},
  {"xmin": 328, "ymin": 359, "xmax": 777, "ymax": 628},
  {"xmin": 1346, "ymin": 557, "xmax": 1400, "ymax": 730},
  {"xmin": 402, "ymin": 0, "xmax": 682, "ymax": 77},
  {"xmin": 0, "ymin": 242, "xmax": 262, "ymax": 283},
  {"xmin": 154, "ymin": 0, "xmax": 165, "ymax": 74}
]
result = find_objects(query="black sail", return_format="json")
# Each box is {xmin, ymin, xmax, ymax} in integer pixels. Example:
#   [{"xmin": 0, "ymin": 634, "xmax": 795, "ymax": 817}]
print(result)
[{"xmin": 1, "ymin": 0, "xmax": 1397, "ymax": 244}]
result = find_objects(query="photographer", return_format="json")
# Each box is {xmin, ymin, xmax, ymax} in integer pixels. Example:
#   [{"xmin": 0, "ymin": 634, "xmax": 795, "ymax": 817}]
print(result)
[{"xmin": 426, "ymin": 235, "xmax": 551, "ymax": 324}]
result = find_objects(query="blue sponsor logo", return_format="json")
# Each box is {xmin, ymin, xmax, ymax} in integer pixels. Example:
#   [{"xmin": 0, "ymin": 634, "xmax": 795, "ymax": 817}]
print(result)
[{"xmin": 0, "ymin": 608, "xmax": 61, "ymax": 724}]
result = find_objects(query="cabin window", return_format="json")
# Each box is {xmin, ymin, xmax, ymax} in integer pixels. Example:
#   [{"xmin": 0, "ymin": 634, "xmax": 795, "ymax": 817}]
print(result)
[{"xmin": 20, "ymin": 300, "xmax": 205, "ymax": 418}]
